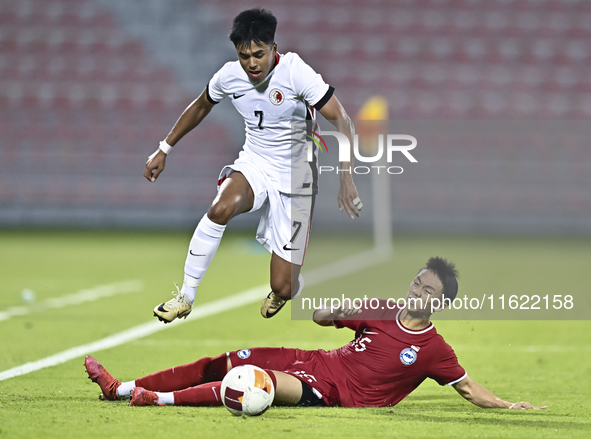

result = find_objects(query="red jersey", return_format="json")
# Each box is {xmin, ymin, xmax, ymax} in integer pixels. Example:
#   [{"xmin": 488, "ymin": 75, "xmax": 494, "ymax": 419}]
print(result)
[
  {"xmin": 229, "ymin": 304, "xmax": 466, "ymax": 407},
  {"xmin": 322, "ymin": 304, "xmax": 467, "ymax": 407}
]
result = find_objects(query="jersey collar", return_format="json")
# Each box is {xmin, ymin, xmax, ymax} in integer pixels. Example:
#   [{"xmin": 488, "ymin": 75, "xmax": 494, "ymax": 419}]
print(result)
[
  {"xmin": 396, "ymin": 308, "xmax": 435, "ymax": 335},
  {"xmin": 252, "ymin": 52, "xmax": 281, "ymax": 86}
]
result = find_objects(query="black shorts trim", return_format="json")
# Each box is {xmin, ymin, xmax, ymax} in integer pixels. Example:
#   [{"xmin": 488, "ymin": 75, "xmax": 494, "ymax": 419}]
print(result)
[
  {"xmin": 313, "ymin": 85, "xmax": 335, "ymax": 111},
  {"xmin": 297, "ymin": 380, "xmax": 326, "ymax": 407},
  {"xmin": 206, "ymin": 83, "xmax": 219, "ymax": 104}
]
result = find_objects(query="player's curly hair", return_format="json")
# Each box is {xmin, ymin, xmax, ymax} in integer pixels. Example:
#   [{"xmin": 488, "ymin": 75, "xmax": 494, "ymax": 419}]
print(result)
[
  {"xmin": 422, "ymin": 257, "xmax": 459, "ymax": 301},
  {"xmin": 229, "ymin": 8, "xmax": 277, "ymax": 49}
]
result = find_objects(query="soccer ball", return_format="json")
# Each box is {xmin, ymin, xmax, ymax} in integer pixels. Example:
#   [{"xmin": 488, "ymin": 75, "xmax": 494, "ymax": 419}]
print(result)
[{"xmin": 221, "ymin": 365, "xmax": 275, "ymax": 416}]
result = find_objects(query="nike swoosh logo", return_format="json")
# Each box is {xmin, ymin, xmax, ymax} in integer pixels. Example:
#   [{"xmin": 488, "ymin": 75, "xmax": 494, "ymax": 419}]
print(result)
[
  {"xmin": 363, "ymin": 329, "xmax": 378, "ymax": 335},
  {"xmin": 282, "ymin": 244, "xmax": 299, "ymax": 251},
  {"xmin": 189, "ymin": 251, "xmax": 206, "ymax": 256},
  {"xmin": 265, "ymin": 301, "xmax": 287, "ymax": 318},
  {"xmin": 233, "ymin": 93, "xmax": 245, "ymax": 99}
]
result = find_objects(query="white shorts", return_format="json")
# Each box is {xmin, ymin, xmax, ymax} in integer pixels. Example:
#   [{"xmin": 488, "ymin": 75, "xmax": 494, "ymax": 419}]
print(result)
[{"xmin": 218, "ymin": 155, "xmax": 315, "ymax": 266}]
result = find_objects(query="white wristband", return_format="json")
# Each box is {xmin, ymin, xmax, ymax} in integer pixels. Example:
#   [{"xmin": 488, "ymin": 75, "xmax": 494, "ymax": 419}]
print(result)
[{"xmin": 159, "ymin": 140, "xmax": 173, "ymax": 155}]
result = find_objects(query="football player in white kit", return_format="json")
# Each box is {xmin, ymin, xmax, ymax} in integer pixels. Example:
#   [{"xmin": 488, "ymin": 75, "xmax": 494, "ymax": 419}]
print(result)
[{"xmin": 145, "ymin": 8, "xmax": 362, "ymax": 323}]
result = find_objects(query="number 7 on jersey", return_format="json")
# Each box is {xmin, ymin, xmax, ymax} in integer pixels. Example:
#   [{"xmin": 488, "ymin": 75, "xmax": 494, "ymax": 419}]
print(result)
[{"xmin": 254, "ymin": 111, "xmax": 264, "ymax": 130}]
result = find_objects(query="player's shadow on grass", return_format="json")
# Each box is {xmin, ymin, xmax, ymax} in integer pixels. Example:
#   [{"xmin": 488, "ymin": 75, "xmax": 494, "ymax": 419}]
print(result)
[
  {"xmin": 270, "ymin": 406, "xmax": 584, "ymax": 431},
  {"xmin": 376, "ymin": 411, "xmax": 587, "ymax": 430},
  {"xmin": 403, "ymin": 395, "xmax": 454, "ymax": 401}
]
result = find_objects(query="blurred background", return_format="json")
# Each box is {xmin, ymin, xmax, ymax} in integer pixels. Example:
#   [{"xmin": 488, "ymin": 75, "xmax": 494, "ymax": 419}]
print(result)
[
  {"xmin": 1, "ymin": 5, "xmax": 590, "ymax": 434},
  {"xmin": 1, "ymin": 0, "xmax": 590, "ymax": 233}
]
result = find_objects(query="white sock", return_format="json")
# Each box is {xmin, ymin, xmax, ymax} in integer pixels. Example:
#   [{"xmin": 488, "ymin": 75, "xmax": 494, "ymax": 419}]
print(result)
[
  {"xmin": 292, "ymin": 274, "xmax": 305, "ymax": 300},
  {"xmin": 155, "ymin": 391, "xmax": 175, "ymax": 405},
  {"xmin": 116, "ymin": 380, "xmax": 136, "ymax": 398},
  {"xmin": 181, "ymin": 214, "xmax": 226, "ymax": 303}
]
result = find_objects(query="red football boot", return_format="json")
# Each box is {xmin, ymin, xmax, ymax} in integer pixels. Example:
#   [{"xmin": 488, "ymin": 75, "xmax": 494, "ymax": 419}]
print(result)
[
  {"xmin": 84, "ymin": 356, "xmax": 121, "ymax": 401},
  {"xmin": 129, "ymin": 387, "xmax": 165, "ymax": 407}
]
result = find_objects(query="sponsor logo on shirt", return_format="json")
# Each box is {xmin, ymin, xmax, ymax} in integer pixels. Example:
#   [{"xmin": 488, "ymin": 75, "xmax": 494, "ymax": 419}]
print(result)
[
  {"xmin": 237, "ymin": 349, "xmax": 251, "ymax": 359},
  {"xmin": 400, "ymin": 347, "xmax": 418, "ymax": 365}
]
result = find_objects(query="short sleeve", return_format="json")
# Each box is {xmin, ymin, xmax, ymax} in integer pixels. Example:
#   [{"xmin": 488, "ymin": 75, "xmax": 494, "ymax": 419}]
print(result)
[
  {"xmin": 207, "ymin": 66, "xmax": 226, "ymax": 104},
  {"xmin": 333, "ymin": 316, "xmax": 361, "ymax": 331},
  {"xmin": 333, "ymin": 301, "xmax": 394, "ymax": 330},
  {"xmin": 428, "ymin": 339, "xmax": 467, "ymax": 386},
  {"xmin": 290, "ymin": 54, "xmax": 331, "ymax": 108}
]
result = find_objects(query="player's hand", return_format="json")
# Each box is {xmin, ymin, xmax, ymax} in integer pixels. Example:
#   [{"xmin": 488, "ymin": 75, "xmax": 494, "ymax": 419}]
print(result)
[
  {"xmin": 338, "ymin": 176, "xmax": 362, "ymax": 219},
  {"xmin": 508, "ymin": 401, "xmax": 547, "ymax": 410},
  {"xmin": 144, "ymin": 149, "xmax": 166, "ymax": 182}
]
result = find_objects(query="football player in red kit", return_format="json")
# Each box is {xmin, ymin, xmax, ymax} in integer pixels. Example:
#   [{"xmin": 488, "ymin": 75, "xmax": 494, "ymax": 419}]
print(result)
[{"xmin": 85, "ymin": 257, "xmax": 545, "ymax": 410}]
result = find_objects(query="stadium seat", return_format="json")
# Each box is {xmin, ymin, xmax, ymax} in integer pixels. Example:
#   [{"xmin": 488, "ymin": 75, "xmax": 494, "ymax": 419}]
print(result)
[{"xmin": 3, "ymin": 0, "xmax": 589, "ymax": 226}]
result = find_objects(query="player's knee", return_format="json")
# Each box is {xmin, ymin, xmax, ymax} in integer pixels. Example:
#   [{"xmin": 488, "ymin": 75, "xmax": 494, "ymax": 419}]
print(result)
[
  {"xmin": 203, "ymin": 354, "xmax": 228, "ymax": 382},
  {"xmin": 208, "ymin": 197, "xmax": 242, "ymax": 225}
]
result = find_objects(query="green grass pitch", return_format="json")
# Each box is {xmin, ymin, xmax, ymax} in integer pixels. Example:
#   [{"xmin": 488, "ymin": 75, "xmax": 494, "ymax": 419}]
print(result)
[{"xmin": 0, "ymin": 230, "xmax": 590, "ymax": 438}]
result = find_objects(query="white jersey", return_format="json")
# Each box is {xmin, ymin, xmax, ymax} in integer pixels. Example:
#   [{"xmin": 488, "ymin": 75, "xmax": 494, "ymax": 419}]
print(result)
[{"xmin": 207, "ymin": 52, "xmax": 334, "ymax": 195}]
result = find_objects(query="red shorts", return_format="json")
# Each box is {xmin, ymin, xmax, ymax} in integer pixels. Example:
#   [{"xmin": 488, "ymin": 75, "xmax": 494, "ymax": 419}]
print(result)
[{"xmin": 228, "ymin": 347, "xmax": 342, "ymax": 406}]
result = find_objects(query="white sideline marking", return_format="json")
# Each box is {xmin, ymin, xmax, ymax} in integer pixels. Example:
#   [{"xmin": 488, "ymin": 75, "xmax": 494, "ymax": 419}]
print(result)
[
  {"xmin": 0, "ymin": 280, "xmax": 144, "ymax": 322},
  {"xmin": 0, "ymin": 285, "xmax": 268, "ymax": 381},
  {"xmin": 0, "ymin": 250, "xmax": 389, "ymax": 381}
]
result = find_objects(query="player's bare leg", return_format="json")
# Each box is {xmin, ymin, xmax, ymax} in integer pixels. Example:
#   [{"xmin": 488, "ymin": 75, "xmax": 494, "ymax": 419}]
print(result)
[
  {"xmin": 271, "ymin": 371, "xmax": 304, "ymax": 405},
  {"xmin": 261, "ymin": 253, "xmax": 303, "ymax": 318},
  {"xmin": 154, "ymin": 172, "xmax": 255, "ymax": 323},
  {"xmin": 207, "ymin": 172, "xmax": 255, "ymax": 225}
]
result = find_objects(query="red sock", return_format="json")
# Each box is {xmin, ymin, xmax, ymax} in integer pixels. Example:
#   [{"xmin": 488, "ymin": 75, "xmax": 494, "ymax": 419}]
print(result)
[
  {"xmin": 173, "ymin": 382, "xmax": 223, "ymax": 406},
  {"xmin": 135, "ymin": 354, "xmax": 227, "ymax": 392}
]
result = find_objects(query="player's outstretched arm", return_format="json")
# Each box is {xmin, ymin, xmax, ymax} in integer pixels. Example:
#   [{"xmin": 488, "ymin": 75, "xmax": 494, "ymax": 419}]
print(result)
[
  {"xmin": 318, "ymin": 95, "xmax": 363, "ymax": 219},
  {"xmin": 144, "ymin": 88, "xmax": 216, "ymax": 182},
  {"xmin": 452, "ymin": 375, "xmax": 546, "ymax": 410}
]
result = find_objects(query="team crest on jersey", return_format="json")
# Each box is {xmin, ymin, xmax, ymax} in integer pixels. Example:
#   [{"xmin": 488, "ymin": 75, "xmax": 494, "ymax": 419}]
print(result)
[
  {"xmin": 269, "ymin": 88, "xmax": 284, "ymax": 105},
  {"xmin": 237, "ymin": 349, "xmax": 251, "ymax": 359},
  {"xmin": 400, "ymin": 348, "xmax": 418, "ymax": 365}
]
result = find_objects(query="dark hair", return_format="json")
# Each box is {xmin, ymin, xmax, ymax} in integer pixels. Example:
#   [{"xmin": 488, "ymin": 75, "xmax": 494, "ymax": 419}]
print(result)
[
  {"xmin": 422, "ymin": 257, "xmax": 459, "ymax": 301},
  {"xmin": 229, "ymin": 8, "xmax": 277, "ymax": 49}
]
